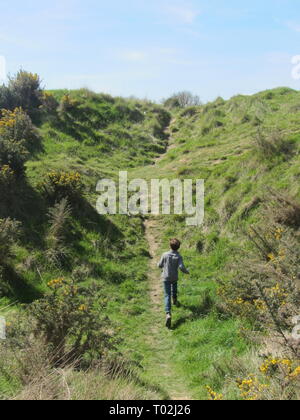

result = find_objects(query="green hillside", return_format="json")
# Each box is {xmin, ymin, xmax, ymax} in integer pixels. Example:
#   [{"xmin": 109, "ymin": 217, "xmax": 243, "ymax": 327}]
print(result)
[
  {"xmin": 131, "ymin": 88, "xmax": 300, "ymax": 399},
  {"xmin": 0, "ymin": 72, "xmax": 299, "ymax": 400}
]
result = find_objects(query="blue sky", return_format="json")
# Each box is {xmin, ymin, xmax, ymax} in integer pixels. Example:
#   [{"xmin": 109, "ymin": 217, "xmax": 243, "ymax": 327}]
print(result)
[{"xmin": 1, "ymin": 0, "xmax": 300, "ymax": 102}]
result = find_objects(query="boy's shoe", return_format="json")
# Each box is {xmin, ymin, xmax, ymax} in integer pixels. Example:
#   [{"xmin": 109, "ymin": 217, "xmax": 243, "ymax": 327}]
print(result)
[{"xmin": 166, "ymin": 313, "xmax": 172, "ymax": 329}]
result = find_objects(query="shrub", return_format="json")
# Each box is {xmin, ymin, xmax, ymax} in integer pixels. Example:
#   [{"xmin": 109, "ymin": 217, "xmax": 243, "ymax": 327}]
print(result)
[
  {"xmin": 216, "ymin": 195, "xmax": 300, "ymax": 399},
  {"xmin": 264, "ymin": 190, "xmax": 300, "ymax": 229},
  {"xmin": 0, "ymin": 217, "xmax": 22, "ymax": 264},
  {"xmin": 0, "ymin": 107, "xmax": 40, "ymax": 149},
  {"xmin": 0, "ymin": 137, "xmax": 29, "ymax": 176},
  {"xmin": 0, "ymin": 164, "xmax": 15, "ymax": 189},
  {"xmin": 0, "ymin": 85, "xmax": 15, "ymax": 109},
  {"xmin": 45, "ymin": 199, "xmax": 72, "ymax": 267},
  {"xmin": 164, "ymin": 91, "xmax": 202, "ymax": 109},
  {"xmin": 58, "ymin": 94, "xmax": 80, "ymax": 116},
  {"xmin": 219, "ymin": 220, "xmax": 300, "ymax": 354},
  {"xmin": 30, "ymin": 277, "xmax": 115, "ymax": 366},
  {"xmin": 7, "ymin": 71, "xmax": 43, "ymax": 118},
  {"xmin": 40, "ymin": 91, "xmax": 59, "ymax": 114},
  {"xmin": 40, "ymin": 170, "xmax": 84, "ymax": 203}
]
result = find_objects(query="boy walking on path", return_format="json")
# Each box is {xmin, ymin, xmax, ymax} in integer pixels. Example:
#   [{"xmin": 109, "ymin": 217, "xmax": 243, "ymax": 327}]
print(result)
[{"xmin": 158, "ymin": 239, "xmax": 190, "ymax": 329}]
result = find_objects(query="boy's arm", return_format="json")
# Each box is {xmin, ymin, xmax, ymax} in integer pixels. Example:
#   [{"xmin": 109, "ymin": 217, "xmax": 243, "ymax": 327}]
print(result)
[
  {"xmin": 158, "ymin": 254, "xmax": 165, "ymax": 269},
  {"xmin": 179, "ymin": 256, "xmax": 190, "ymax": 274}
]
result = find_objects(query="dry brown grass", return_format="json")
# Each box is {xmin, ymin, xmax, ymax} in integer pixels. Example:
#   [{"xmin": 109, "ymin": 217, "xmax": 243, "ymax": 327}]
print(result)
[{"xmin": 0, "ymin": 331, "xmax": 161, "ymax": 400}]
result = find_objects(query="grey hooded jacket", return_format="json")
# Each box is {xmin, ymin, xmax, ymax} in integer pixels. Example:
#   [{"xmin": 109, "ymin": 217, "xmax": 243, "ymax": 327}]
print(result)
[{"xmin": 158, "ymin": 250, "xmax": 189, "ymax": 282}]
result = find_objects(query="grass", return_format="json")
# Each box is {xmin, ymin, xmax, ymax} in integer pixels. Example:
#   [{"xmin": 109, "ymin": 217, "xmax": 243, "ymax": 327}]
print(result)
[
  {"xmin": 1, "ymin": 86, "xmax": 300, "ymax": 399},
  {"xmin": 127, "ymin": 87, "xmax": 300, "ymax": 399}
]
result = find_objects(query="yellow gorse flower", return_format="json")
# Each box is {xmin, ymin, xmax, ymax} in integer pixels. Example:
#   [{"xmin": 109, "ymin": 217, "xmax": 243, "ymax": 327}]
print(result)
[
  {"xmin": 205, "ymin": 385, "xmax": 223, "ymax": 401},
  {"xmin": 0, "ymin": 107, "xmax": 24, "ymax": 132},
  {"xmin": 237, "ymin": 375, "xmax": 268, "ymax": 400},
  {"xmin": 260, "ymin": 358, "xmax": 293, "ymax": 375},
  {"xmin": 44, "ymin": 170, "xmax": 82, "ymax": 189},
  {"xmin": 254, "ymin": 299, "xmax": 267, "ymax": 311},
  {"xmin": 290, "ymin": 366, "xmax": 300, "ymax": 378},
  {"xmin": 268, "ymin": 283, "xmax": 288, "ymax": 301},
  {"xmin": 274, "ymin": 227, "xmax": 284, "ymax": 241},
  {"xmin": 47, "ymin": 277, "xmax": 64, "ymax": 288}
]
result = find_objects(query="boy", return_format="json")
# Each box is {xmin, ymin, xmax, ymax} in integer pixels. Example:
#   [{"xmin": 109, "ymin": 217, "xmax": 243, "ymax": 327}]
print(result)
[{"xmin": 158, "ymin": 238, "xmax": 190, "ymax": 329}]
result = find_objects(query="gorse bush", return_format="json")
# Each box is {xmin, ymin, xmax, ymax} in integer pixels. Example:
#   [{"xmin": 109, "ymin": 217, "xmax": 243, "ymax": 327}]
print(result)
[
  {"xmin": 7, "ymin": 71, "xmax": 43, "ymax": 119},
  {"xmin": 0, "ymin": 165, "xmax": 15, "ymax": 190},
  {"xmin": 40, "ymin": 91, "xmax": 59, "ymax": 114},
  {"xmin": 0, "ymin": 71, "xmax": 43, "ymax": 125},
  {"xmin": 219, "ymin": 222, "xmax": 300, "ymax": 340},
  {"xmin": 40, "ymin": 170, "xmax": 84, "ymax": 203},
  {"xmin": 0, "ymin": 107, "xmax": 40, "ymax": 149},
  {"xmin": 217, "ymin": 196, "xmax": 300, "ymax": 400},
  {"xmin": 30, "ymin": 277, "xmax": 115, "ymax": 367},
  {"xmin": 0, "ymin": 137, "xmax": 28, "ymax": 176},
  {"xmin": 0, "ymin": 85, "xmax": 15, "ymax": 110},
  {"xmin": 207, "ymin": 363, "xmax": 300, "ymax": 400},
  {"xmin": 0, "ymin": 107, "xmax": 40, "ymax": 176}
]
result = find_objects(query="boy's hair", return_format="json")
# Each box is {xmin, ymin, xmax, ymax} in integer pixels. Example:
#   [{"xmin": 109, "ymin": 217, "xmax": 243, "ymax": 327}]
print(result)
[{"xmin": 170, "ymin": 238, "xmax": 181, "ymax": 251}]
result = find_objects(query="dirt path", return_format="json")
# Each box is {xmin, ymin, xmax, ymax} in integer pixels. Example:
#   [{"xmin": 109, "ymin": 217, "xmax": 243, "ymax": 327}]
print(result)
[
  {"xmin": 154, "ymin": 118, "xmax": 177, "ymax": 166},
  {"xmin": 143, "ymin": 219, "xmax": 193, "ymax": 401},
  {"xmin": 131, "ymin": 118, "xmax": 193, "ymax": 400}
]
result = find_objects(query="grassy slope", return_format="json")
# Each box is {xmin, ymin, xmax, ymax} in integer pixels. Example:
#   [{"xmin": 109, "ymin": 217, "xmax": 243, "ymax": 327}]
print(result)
[
  {"xmin": 0, "ymin": 90, "xmax": 171, "ymax": 399},
  {"xmin": 1, "ymin": 86, "xmax": 300, "ymax": 399},
  {"xmin": 129, "ymin": 87, "xmax": 300, "ymax": 399}
]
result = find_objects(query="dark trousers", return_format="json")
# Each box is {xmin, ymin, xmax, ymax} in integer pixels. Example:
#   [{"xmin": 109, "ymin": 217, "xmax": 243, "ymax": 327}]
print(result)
[{"xmin": 164, "ymin": 281, "xmax": 178, "ymax": 314}]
